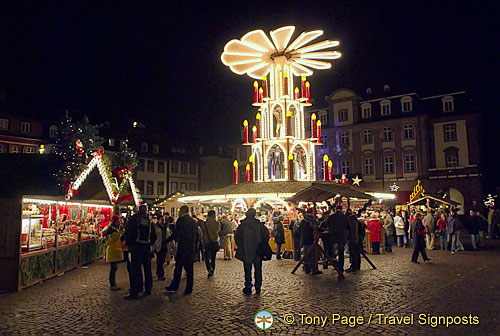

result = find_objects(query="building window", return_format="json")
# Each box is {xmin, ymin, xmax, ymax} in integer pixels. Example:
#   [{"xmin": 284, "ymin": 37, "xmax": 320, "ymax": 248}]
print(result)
[
  {"xmin": 171, "ymin": 182, "xmax": 178, "ymax": 192},
  {"xmin": 152, "ymin": 144, "xmax": 159, "ymax": 154},
  {"xmin": 21, "ymin": 122, "xmax": 31, "ymax": 134},
  {"xmin": 0, "ymin": 119, "xmax": 8, "ymax": 130},
  {"xmin": 338, "ymin": 108, "xmax": 348, "ymax": 122},
  {"xmin": 404, "ymin": 154, "xmax": 416, "ymax": 172},
  {"xmin": 157, "ymin": 181, "xmax": 164, "ymax": 195},
  {"xmin": 321, "ymin": 136, "xmax": 328, "ymax": 147},
  {"xmin": 403, "ymin": 124, "xmax": 414, "ymax": 139},
  {"xmin": 361, "ymin": 104, "xmax": 372, "ymax": 119},
  {"xmin": 320, "ymin": 113, "xmax": 328, "ymax": 125},
  {"xmin": 12, "ymin": 145, "xmax": 21, "ymax": 153},
  {"xmin": 180, "ymin": 182, "xmax": 187, "ymax": 191},
  {"xmin": 181, "ymin": 162, "xmax": 188, "ymax": 174},
  {"xmin": 171, "ymin": 161, "xmax": 178, "ymax": 173},
  {"xmin": 141, "ymin": 143, "xmax": 148, "ymax": 153},
  {"xmin": 363, "ymin": 158, "xmax": 374, "ymax": 175},
  {"xmin": 138, "ymin": 159, "xmax": 145, "ymax": 171},
  {"xmin": 401, "ymin": 96, "xmax": 412, "ymax": 112},
  {"xmin": 340, "ymin": 132, "xmax": 350, "ymax": 146},
  {"xmin": 190, "ymin": 163, "xmax": 197, "ymax": 175},
  {"xmin": 383, "ymin": 127, "xmax": 393, "ymax": 142},
  {"xmin": 384, "ymin": 156, "xmax": 394, "ymax": 174},
  {"xmin": 49, "ymin": 125, "xmax": 57, "ymax": 138},
  {"xmin": 147, "ymin": 160, "xmax": 154, "ymax": 172},
  {"xmin": 158, "ymin": 161, "xmax": 165, "ymax": 173},
  {"xmin": 442, "ymin": 96, "xmax": 454, "ymax": 112},
  {"xmin": 0, "ymin": 144, "xmax": 6, "ymax": 153},
  {"xmin": 25, "ymin": 147, "xmax": 35, "ymax": 154},
  {"xmin": 189, "ymin": 183, "xmax": 197, "ymax": 191},
  {"xmin": 444, "ymin": 124, "xmax": 457, "ymax": 142},
  {"xmin": 341, "ymin": 161, "xmax": 350, "ymax": 174},
  {"xmin": 446, "ymin": 155, "xmax": 458, "ymax": 167},
  {"xmin": 380, "ymin": 100, "xmax": 391, "ymax": 116},
  {"xmin": 146, "ymin": 181, "xmax": 154, "ymax": 195},
  {"xmin": 137, "ymin": 180, "xmax": 145, "ymax": 194},
  {"xmin": 108, "ymin": 138, "xmax": 115, "ymax": 147},
  {"xmin": 362, "ymin": 129, "xmax": 373, "ymax": 144}
]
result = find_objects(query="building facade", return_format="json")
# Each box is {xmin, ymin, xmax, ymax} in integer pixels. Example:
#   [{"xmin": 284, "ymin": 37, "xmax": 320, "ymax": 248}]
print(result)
[{"xmin": 305, "ymin": 87, "xmax": 481, "ymax": 211}]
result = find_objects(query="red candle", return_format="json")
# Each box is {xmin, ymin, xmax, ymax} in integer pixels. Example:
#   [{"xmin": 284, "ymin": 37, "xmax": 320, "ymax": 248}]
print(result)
[
  {"xmin": 283, "ymin": 71, "xmax": 289, "ymax": 96},
  {"xmin": 288, "ymin": 154, "xmax": 294, "ymax": 180},
  {"xmin": 253, "ymin": 81, "xmax": 258, "ymax": 103},
  {"xmin": 256, "ymin": 113, "xmax": 261, "ymax": 138},
  {"xmin": 262, "ymin": 75, "xmax": 268, "ymax": 99},
  {"xmin": 301, "ymin": 75, "xmax": 306, "ymax": 98},
  {"xmin": 317, "ymin": 120, "xmax": 322, "ymax": 141},
  {"xmin": 233, "ymin": 160, "xmax": 238, "ymax": 184},
  {"xmin": 252, "ymin": 126, "xmax": 257, "ymax": 143},
  {"xmin": 246, "ymin": 164, "xmax": 250, "ymax": 182},
  {"xmin": 286, "ymin": 110, "xmax": 292, "ymax": 136},
  {"xmin": 328, "ymin": 160, "xmax": 333, "ymax": 181},
  {"xmin": 249, "ymin": 156, "xmax": 254, "ymax": 182},
  {"xmin": 258, "ymin": 87, "xmax": 263, "ymax": 103},
  {"xmin": 294, "ymin": 87, "xmax": 300, "ymax": 100},
  {"xmin": 323, "ymin": 155, "xmax": 329, "ymax": 181},
  {"xmin": 243, "ymin": 120, "xmax": 248, "ymax": 143},
  {"xmin": 306, "ymin": 81, "xmax": 311, "ymax": 103},
  {"xmin": 311, "ymin": 113, "xmax": 316, "ymax": 138}
]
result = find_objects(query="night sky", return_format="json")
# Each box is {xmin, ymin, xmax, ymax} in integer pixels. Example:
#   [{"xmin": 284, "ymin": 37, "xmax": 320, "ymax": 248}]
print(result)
[{"xmin": 1, "ymin": 2, "xmax": 498, "ymax": 188}]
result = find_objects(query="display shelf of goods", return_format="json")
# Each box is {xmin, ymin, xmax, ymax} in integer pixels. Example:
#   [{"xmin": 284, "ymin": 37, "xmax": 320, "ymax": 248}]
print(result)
[
  {"xmin": 55, "ymin": 245, "xmax": 80, "ymax": 273},
  {"xmin": 96, "ymin": 239, "xmax": 106, "ymax": 258},
  {"xmin": 80, "ymin": 240, "xmax": 97, "ymax": 265},
  {"xmin": 20, "ymin": 251, "xmax": 55, "ymax": 288}
]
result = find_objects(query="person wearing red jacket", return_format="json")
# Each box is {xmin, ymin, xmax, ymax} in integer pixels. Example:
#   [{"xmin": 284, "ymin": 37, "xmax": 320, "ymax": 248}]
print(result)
[
  {"xmin": 366, "ymin": 213, "xmax": 383, "ymax": 254},
  {"xmin": 436, "ymin": 212, "xmax": 448, "ymax": 250}
]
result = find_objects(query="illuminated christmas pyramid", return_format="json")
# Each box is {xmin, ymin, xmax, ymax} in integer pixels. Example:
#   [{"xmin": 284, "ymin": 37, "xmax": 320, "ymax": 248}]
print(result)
[{"xmin": 221, "ymin": 26, "xmax": 341, "ymax": 182}]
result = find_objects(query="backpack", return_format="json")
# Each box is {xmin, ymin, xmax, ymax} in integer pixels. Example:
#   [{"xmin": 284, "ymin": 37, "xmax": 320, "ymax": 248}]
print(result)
[{"xmin": 136, "ymin": 215, "xmax": 151, "ymax": 244}]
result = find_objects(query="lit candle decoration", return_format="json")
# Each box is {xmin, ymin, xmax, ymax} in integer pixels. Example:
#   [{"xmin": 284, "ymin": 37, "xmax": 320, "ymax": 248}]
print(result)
[
  {"xmin": 256, "ymin": 112, "xmax": 261, "ymax": 138},
  {"xmin": 301, "ymin": 75, "xmax": 306, "ymax": 98},
  {"xmin": 249, "ymin": 155, "xmax": 254, "ymax": 182},
  {"xmin": 283, "ymin": 71, "xmax": 289, "ymax": 96},
  {"xmin": 262, "ymin": 75, "xmax": 268, "ymax": 99},
  {"xmin": 288, "ymin": 153, "xmax": 294, "ymax": 180},
  {"xmin": 317, "ymin": 120, "xmax": 322, "ymax": 142},
  {"xmin": 233, "ymin": 160, "xmax": 239, "ymax": 184},
  {"xmin": 328, "ymin": 160, "xmax": 333, "ymax": 181},
  {"xmin": 311, "ymin": 113, "xmax": 317, "ymax": 138},
  {"xmin": 258, "ymin": 87, "xmax": 263, "ymax": 103},
  {"xmin": 246, "ymin": 164, "xmax": 250, "ymax": 182},
  {"xmin": 323, "ymin": 154, "xmax": 329, "ymax": 181},
  {"xmin": 253, "ymin": 81, "xmax": 258, "ymax": 103},
  {"xmin": 305, "ymin": 81, "xmax": 311, "ymax": 103},
  {"xmin": 286, "ymin": 110, "xmax": 292, "ymax": 136},
  {"xmin": 243, "ymin": 120, "xmax": 249, "ymax": 143},
  {"xmin": 294, "ymin": 87, "xmax": 300, "ymax": 100},
  {"xmin": 252, "ymin": 125, "xmax": 257, "ymax": 143}
]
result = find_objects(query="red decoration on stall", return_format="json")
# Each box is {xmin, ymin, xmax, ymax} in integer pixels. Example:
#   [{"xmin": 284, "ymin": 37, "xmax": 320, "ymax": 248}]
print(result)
[
  {"xmin": 75, "ymin": 138, "xmax": 84, "ymax": 156},
  {"xmin": 340, "ymin": 173, "xmax": 348, "ymax": 185}
]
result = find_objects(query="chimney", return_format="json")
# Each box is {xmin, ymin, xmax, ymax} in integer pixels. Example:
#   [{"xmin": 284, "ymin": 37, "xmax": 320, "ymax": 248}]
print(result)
[
  {"xmin": 366, "ymin": 88, "xmax": 372, "ymax": 95},
  {"xmin": 383, "ymin": 84, "xmax": 390, "ymax": 92}
]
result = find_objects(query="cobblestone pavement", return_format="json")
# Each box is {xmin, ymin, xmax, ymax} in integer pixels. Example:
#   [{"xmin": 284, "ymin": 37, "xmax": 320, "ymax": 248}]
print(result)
[{"xmin": 2, "ymin": 238, "xmax": 500, "ymax": 335}]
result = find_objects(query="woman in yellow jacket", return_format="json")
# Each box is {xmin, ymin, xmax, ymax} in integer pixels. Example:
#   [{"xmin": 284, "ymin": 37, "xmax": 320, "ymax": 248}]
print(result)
[{"xmin": 104, "ymin": 215, "xmax": 124, "ymax": 290}]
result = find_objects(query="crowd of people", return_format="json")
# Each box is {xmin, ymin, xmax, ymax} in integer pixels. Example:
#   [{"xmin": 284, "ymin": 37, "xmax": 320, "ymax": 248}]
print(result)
[{"xmin": 100, "ymin": 203, "xmax": 500, "ymax": 299}]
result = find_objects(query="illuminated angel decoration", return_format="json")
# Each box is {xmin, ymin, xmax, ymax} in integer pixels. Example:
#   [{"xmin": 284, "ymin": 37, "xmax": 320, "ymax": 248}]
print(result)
[{"xmin": 221, "ymin": 26, "xmax": 341, "ymax": 79}]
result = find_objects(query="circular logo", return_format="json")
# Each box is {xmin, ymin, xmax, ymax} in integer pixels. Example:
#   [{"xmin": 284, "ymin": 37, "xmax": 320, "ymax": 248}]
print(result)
[{"xmin": 254, "ymin": 310, "xmax": 274, "ymax": 330}]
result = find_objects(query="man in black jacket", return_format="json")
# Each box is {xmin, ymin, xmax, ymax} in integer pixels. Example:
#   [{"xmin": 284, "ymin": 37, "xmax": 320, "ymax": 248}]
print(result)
[
  {"xmin": 124, "ymin": 204, "xmax": 157, "ymax": 300},
  {"xmin": 345, "ymin": 209, "xmax": 362, "ymax": 272},
  {"xmin": 165, "ymin": 205, "xmax": 198, "ymax": 295},
  {"xmin": 327, "ymin": 205, "xmax": 349, "ymax": 272}
]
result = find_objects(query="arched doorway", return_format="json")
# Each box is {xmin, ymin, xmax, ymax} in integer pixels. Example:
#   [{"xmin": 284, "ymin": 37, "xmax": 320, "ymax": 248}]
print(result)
[
  {"xmin": 272, "ymin": 104, "xmax": 283, "ymax": 138},
  {"xmin": 253, "ymin": 148, "xmax": 262, "ymax": 182},
  {"xmin": 292, "ymin": 144, "xmax": 308, "ymax": 180},
  {"xmin": 438, "ymin": 187, "xmax": 465, "ymax": 214},
  {"xmin": 268, "ymin": 144, "xmax": 284, "ymax": 180}
]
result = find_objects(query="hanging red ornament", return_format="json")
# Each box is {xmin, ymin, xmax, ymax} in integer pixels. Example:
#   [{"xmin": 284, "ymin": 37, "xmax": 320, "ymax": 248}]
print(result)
[{"xmin": 75, "ymin": 138, "xmax": 84, "ymax": 156}]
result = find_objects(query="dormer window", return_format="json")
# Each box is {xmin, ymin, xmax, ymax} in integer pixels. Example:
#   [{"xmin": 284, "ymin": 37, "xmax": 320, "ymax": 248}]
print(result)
[
  {"xmin": 380, "ymin": 100, "xmax": 391, "ymax": 116},
  {"xmin": 49, "ymin": 125, "xmax": 58, "ymax": 138},
  {"xmin": 401, "ymin": 96, "xmax": 412, "ymax": 112},
  {"xmin": 152, "ymin": 144, "xmax": 159, "ymax": 154},
  {"xmin": 141, "ymin": 142, "xmax": 148, "ymax": 153},
  {"xmin": 442, "ymin": 96, "xmax": 454, "ymax": 112},
  {"xmin": 338, "ymin": 108, "xmax": 348, "ymax": 122},
  {"xmin": 361, "ymin": 103, "xmax": 372, "ymax": 119}
]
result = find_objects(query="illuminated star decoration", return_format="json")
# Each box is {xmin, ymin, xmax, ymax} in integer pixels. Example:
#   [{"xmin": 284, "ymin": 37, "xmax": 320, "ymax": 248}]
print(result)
[
  {"xmin": 352, "ymin": 175, "xmax": 362, "ymax": 186},
  {"xmin": 221, "ymin": 26, "xmax": 341, "ymax": 79},
  {"xmin": 333, "ymin": 177, "xmax": 339, "ymax": 184},
  {"xmin": 390, "ymin": 183, "xmax": 400, "ymax": 192}
]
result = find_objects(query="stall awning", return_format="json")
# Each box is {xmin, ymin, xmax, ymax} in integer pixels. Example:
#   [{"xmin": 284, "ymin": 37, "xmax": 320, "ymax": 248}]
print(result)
[
  {"xmin": 287, "ymin": 182, "xmax": 374, "ymax": 203},
  {"xmin": 406, "ymin": 195, "xmax": 461, "ymax": 206}
]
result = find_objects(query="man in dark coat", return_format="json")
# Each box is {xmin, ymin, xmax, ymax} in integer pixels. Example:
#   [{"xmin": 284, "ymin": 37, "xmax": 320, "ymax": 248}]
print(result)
[
  {"xmin": 165, "ymin": 205, "xmax": 198, "ymax": 295},
  {"xmin": 299, "ymin": 208, "xmax": 321, "ymax": 274},
  {"xmin": 411, "ymin": 213, "xmax": 430, "ymax": 263},
  {"xmin": 272, "ymin": 216, "xmax": 285, "ymax": 259},
  {"xmin": 345, "ymin": 209, "xmax": 362, "ymax": 272},
  {"xmin": 467, "ymin": 210, "xmax": 480, "ymax": 250},
  {"xmin": 326, "ymin": 205, "xmax": 349, "ymax": 272},
  {"xmin": 235, "ymin": 208, "xmax": 269, "ymax": 295},
  {"xmin": 124, "ymin": 204, "xmax": 157, "ymax": 300},
  {"xmin": 289, "ymin": 214, "xmax": 302, "ymax": 261}
]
